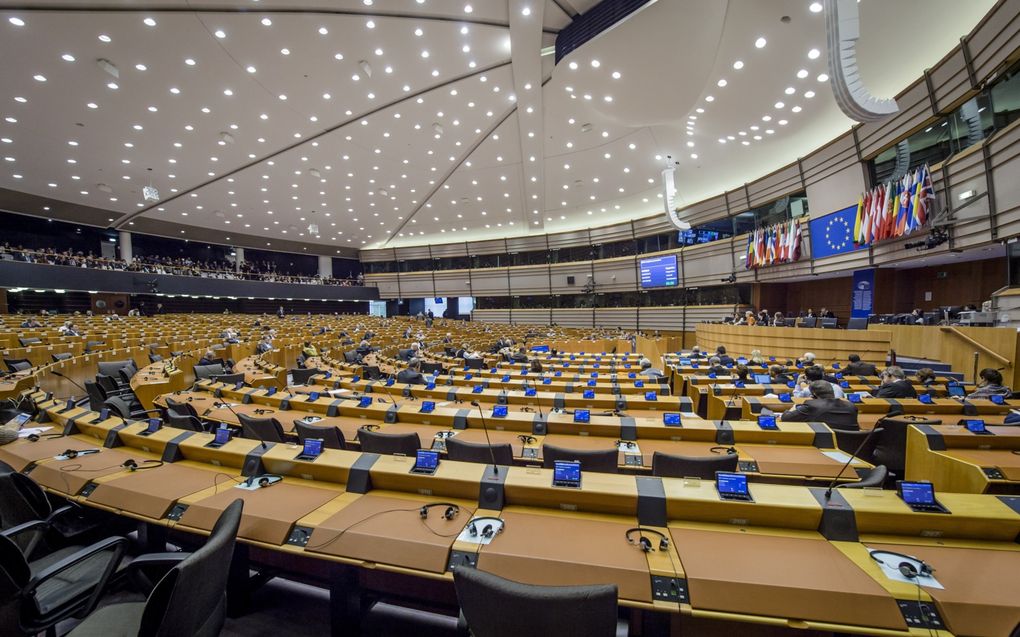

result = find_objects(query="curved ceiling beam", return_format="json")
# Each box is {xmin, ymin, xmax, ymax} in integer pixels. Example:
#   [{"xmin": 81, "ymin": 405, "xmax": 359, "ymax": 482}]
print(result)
[{"xmin": 824, "ymin": 0, "xmax": 899, "ymax": 123}]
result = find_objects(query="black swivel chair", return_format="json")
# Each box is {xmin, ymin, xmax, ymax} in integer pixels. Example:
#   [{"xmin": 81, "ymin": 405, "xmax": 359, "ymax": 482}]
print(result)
[
  {"xmin": 650, "ymin": 451, "xmax": 738, "ymax": 479},
  {"xmin": 237, "ymin": 413, "xmax": 289, "ymax": 443},
  {"xmin": 541, "ymin": 444, "xmax": 618, "ymax": 474},
  {"xmin": 192, "ymin": 364, "xmax": 226, "ymax": 381},
  {"xmin": 103, "ymin": 397, "xmax": 160, "ymax": 422},
  {"xmin": 357, "ymin": 429, "xmax": 421, "ymax": 456},
  {"xmin": 51, "ymin": 353, "xmax": 73, "ymax": 362},
  {"xmin": 0, "ymin": 530, "xmax": 127, "ymax": 637},
  {"xmin": 166, "ymin": 413, "xmax": 206, "ymax": 433},
  {"xmin": 3, "ymin": 359, "xmax": 32, "ymax": 373},
  {"xmin": 873, "ymin": 416, "xmax": 938, "ymax": 477},
  {"xmin": 833, "ymin": 428, "xmax": 883, "ymax": 465},
  {"xmin": 446, "ymin": 437, "xmax": 513, "ymax": 465},
  {"xmin": 17, "ymin": 338, "xmax": 42, "ymax": 347},
  {"xmin": 148, "ymin": 354, "xmax": 163, "ymax": 363},
  {"xmin": 293, "ymin": 421, "xmax": 346, "ymax": 450},
  {"xmin": 799, "ymin": 317, "xmax": 817, "ymax": 328},
  {"xmin": 211, "ymin": 372, "xmax": 245, "ymax": 386},
  {"xmin": 65, "ymin": 499, "xmax": 243, "ymax": 637},
  {"xmin": 290, "ymin": 368, "xmax": 320, "ymax": 385},
  {"xmin": 464, "ymin": 357, "xmax": 485, "ymax": 370},
  {"xmin": 837, "ymin": 465, "xmax": 888, "ymax": 489},
  {"xmin": 453, "ymin": 566, "xmax": 620, "ymax": 637}
]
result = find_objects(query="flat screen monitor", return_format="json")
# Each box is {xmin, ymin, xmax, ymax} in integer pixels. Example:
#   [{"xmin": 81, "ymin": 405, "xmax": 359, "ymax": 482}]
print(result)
[
  {"xmin": 898, "ymin": 481, "xmax": 935, "ymax": 505},
  {"xmin": 573, "ymin": 409, "xmax": 590, "ymax": 423},
  {"xmin": 639, "ymin": 254, "xmax": 679, "ymax": 288},
  {"xmin": 552, "ymin": 460, "xmax": 581, "ymax": 488}
]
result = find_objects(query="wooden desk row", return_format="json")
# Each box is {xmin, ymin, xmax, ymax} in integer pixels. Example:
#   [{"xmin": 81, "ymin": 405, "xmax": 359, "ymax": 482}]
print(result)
[
  {"xmin": 4, "ymin": 392, "xmax": 1019, "ymax": 637},
  {"xmin": 906, "ymin": 424, "xmax": 1020, "ymax": 494}
]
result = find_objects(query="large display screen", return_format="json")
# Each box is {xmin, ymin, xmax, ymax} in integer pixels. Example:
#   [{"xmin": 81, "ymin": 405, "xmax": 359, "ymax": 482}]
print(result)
[{"xmin": 639, "ymin": 254, "xmax": 678, "ymax": 288}]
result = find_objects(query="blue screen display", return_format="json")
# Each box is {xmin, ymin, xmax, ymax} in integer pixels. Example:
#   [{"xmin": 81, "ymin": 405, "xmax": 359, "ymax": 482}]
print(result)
[
  {"xmin": 583, "ymin": 389, "xmax": 595, "ymax": 399},
  {"xmin": 266, "ymin": 387, "xmax": 277, "ymax": 396},
  {"xmin": 308, "ymin": 392, "xmax": 320, "ymax": 401},
  {"xmin": 573, "ymin": 409, "xmax": 590, "ymax": 423},
  {"xmin": 472, "ymin": 385, "xmax": 484, "ymax": 394},
  {"xmin": 147, "ymin": 418, "xmax": 161, "ymax": 433},
  {"xmin": 899, "ymin": 481, "xmax": 935, "ymax": 505},
  {"xmin": 420, "ymin": 400, "xmax": 435, "ymax": 413},
  {"xmin": 542, "ymin": 378, "xmax": 552, "ymax": 385},
  {"xmin": 214, "ymin": 427, "xmax": 231, "ymax": 445},
  {"xmin": 639, "ymin": 254, "xmax": 679, "ymax": 288},
  {"xmin": 414, "ymin": 449, "xmax": 439, "ymax": 470},
  {"xmin": 645, "ymin": 391, "xmax": 657, "ymax": 401},
  {"xmin": 753, "ymin": 374, "xmax": 771, "ymax": 384},
  {"xmin": 717, "ymin": 472, "xmax": 748, "ymax": 496},
  {"xmin": 947, "ymin": 385, "xmax": 965, "ymax": 397},
  {"xmin": 525, "ymin": 387, "xmax": 537, "ymax": 397},
  {"xmin": 848, "ymin": 393, "xmax": 862, "ymax": 403},
  {"xmin": 965, "ymin": 419, "xmax": 987, "ymax": 433},
  {"xmin": 492, "ymin": 405, "xmax": 508, "ymax": 418},
  {"xmin": 553, "ymin": 460, "xmax": 581, "ymax": 483},
  {"xmin": 663, "ymin": 412, "xmax": 681, "ymax": 426},
  {"xmin": 358, "ymin": 396, "xmax": 372, "ymax": 408},
  {"xmin": 757, "ymin": 415, "xmax": 778, "ymax": 430},
  {"xmin": 302, "ymin": 439, "xmax": 323, "ymax": 457}
]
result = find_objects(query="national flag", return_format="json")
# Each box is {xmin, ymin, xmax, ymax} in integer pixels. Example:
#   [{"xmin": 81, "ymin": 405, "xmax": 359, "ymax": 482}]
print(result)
[{"xmin": 853, "ymin": 194, "xmax": 865, "ymax": 245}]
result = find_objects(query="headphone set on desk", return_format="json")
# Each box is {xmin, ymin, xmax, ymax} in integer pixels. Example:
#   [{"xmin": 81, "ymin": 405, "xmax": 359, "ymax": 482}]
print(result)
[
  {"xmin": 419, "ymin": 502, "xmax": 460, "ymax": 520},
  {"xmin": 122, "ymin": 459, "xmax": 164, "ymax": 472},
  {"xmin": 616, "ymin": 440, "xmax": 637, "ymax": 450},
  {"xmin": 869, "ymin": 550, "xmax": 934, "ymax": 579},
  {"xmin": 59, "ymin": 449, "xmax": 100, "ymax": 459},
  {"xmin": 435, "ymin": 431, "xmax": 455, "ymax": 440},
  {"xmin": 359, "ymin": 424, "xmax": 381, "ymax": 432},
  {"xmin": 27, "ymin": 432, "xmax": 65, "ymax": 442},
  {"xmin": 710, "ymin": 446, "xmax": 737, "ymax": 455},
  {"xmin": 467, "ymin": 516, "xmax": 505, "ymax": 539},
  {"xmin": 517, "ymin": 434, "xmax": 536, "ymax": 445},
  {"xmin": 625, "ymin": 527, "xmax": 669, "ymax": 552},
  {"xmin": 243, "ymin": 473, "xmax": 283, "ymax": 488},
  {"xmin": 252, "ymin": 408, "xmax": 275, "ymax": 415}
]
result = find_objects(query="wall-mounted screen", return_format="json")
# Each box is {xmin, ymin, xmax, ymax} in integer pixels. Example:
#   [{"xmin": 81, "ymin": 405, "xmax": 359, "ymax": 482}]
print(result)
[{"xmin": 639, "ymin": 255, "xmax": 678, "ymax": 288}]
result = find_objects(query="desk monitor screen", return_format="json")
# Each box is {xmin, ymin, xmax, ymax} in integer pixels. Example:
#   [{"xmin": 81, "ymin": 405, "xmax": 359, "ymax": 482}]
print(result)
[
  {"xmin": 947, "ymin": 384, "xmax": 966, "ymax": 398},
  {"xmin": 301, "ymin": 438, "xmax": 323, "ymax": 459},
  {"xmin": 213, "ymin": 427, "xmax": 231, "ymax": 446},
  {"xmin": 757, "ymin": 415, "xmax": 778, "ymax": 430},
  {"xmin": 586, "ymin": 379, "xmax": 596, "ymax": 387},
  {"xmin": 524, "ymin": 387, "xmax": 537, "ymax": 397},
  {"xmin": 358, "ymin": 396, "xmax": 373, "ymax": 408},
  {"xmin": 501, "ymin": 375, "xmax": 511, "ymax": 383},
  {"xmin": 234, "ymin": 381, "xmax": 245, "ymax": 391},
  {"xmin": 663, "ymin": 412, "xmax": 681, "ymax": 426},
  {"xmin": 266, "ymin": 387, "xmax": 277, "ymax": 397},
  {"xmin": 628, "ymin": 372, "xmax": 636, "ymax": 379},
  {"xmin": 778, "ymin": 393, "xmax": 792, "ymax": 403},
  {"xmin": 410, "ymin": 449, "xmax": 440, "ymax": 475},
  {"xmin": 554, "ymin": 371, "xmax": 563, "ymax": 377},
  {"xmin": 426, "ymin": 381, "xmax": 436, "ymax": 390},
  {"xmin": 350, "ymin": 375, "xmax": 359, "ymax": 383},
  {"xmin": 734, "ymin": 380, "xmax": 745, "ymax": 388},
  {"xmin": 492, "ymin": 405, "xmax": 508, "ymax": 418},
  {"xmin": 325, "ymin": 371, "xmax": 333, "ymax": 379},
  {"xmin": 898, "ymin": 481, "xmax": 936, "ymax": 506},
  {"xmin": 583, "ymin": 389, "xmax": 595, "ymax": 399},
  {"xmin": 307, "ymin": 392, "xmax": 320, "ymax": 402},
  {"xmin": 472, "ymin": 385, "xmax": 484, "ymax": 394},
  {"xmin": 145, "ymin": 418, "xmax": 161, "ymax": 434},
  {"xmin": 716, "ymin": 472, "xmax": 752, "ymax": 501},
  {"xmin": 64, "ymin": 398, "xmax": 75, "ymax": 411},
  {"xmin": 918, "ymin": 393, "xmax": 933, "ymax": 404},
  {"xmin": 573, "ymin": 409, "xmax": 590, "ymax": 424},
  {"xmin": 848, "ymin": 393, "xmax": 863, "ymax": 403},
  {"xmin": 552, "ymin": 460, "xmax": 582, "ymax": 488},
  {"xmin": 964, "ymin": 419, "xmax": 990, "ymax": 434},
  {"xmin": 420, "ymin": 400, "xmax": 436, "ymax": 414},
  {"xmin": 839, "ymin": 380, "xmax": 850, "ymax": 389},
  {"xmin": 542, "ymin": 378, "xmax": 552, "ymax": 385},
  {"xmin": 590, "ymin": 372, "xmax": 598, "ymax": 378},
  {"xmin": 753, "ymin": 374, "xmax": 771, "ymax": 384},
  {"xmin": 679, "ymin": 359, "xmax": 691, "ymax": 366},
  {"xmin": 465, "ymin": 373, "xmax": 474, "ymax": 381},
  {"xmin": 385, "ymin": 378, "xmax": 395, "ymax": 387},
  {"xmin": 990, "ymin": 394, "xmax": 1005, "ymax": 405},
  {"xmin": 93, "ymin": 408, "xmax": 110, "ymax": 423},
  {"xmin": 645, "ymin": 391, "xmax": 658, "ymax": 401},
  {"xmin": 634, "ymin": 380, "xmax": 645, "ymax": 388}
]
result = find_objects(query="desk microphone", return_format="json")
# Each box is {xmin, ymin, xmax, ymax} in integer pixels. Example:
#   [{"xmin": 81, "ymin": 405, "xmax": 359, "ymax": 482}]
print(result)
[
  {"xmin": 824, "ymin": 422, "xmax": 883, "ymax": 500},
  {"xmin": 470, "ymin": 400, "xmax": 500, "ymax": 476}
]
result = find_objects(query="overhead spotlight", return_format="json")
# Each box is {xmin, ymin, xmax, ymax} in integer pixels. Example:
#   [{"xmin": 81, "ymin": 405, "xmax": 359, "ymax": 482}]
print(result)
[
  {"xmin": 96, "ymin": 58, "xmax": 119, "ymax": 79},
  {"xmin": 358, "ymin": 60, "xmax": 373, "ymax": 78},
  {"xmin": 219, "ymin": 131, "xmax": 235, "ymax": 145}
]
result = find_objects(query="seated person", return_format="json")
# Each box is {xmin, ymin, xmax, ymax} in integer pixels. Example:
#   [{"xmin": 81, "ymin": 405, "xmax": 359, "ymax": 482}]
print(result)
[
  {"xmin": 197, "ymin": 350, "xmax": 218, "ymax": 366},
  {"xmin": 301, "ymin": 341, "xmax": 319, "ymax": 358},
  {"xmin": 462, "ymin": 348, "xmax": 482, "ymax": 361},
  {"xmin": 781, "ymin": 380, "xmax": 859, "ymax": 430},
  {"xmin": 255, "ymin": 337, "xmax": 273, "ymax": 354},
  {"xmin": 442, "ymin": 333, "xmax": 453, "ymax": 344},
  {"xmin": 793, "ymin": 365, "xmax": 845, "ymax": 399},
  {"xmin": 965, "ymin": 368, "xmax": 1011, "ymax": 401},
  {"xmin": 20, "ymin": 317, "xmax": 41, "ymax": 328},
  {"xmin": 748, "ymin": 349, "xmax": 766, "ymax": 365},
  {"xmin": 798, "ymin": 351, "xmax": 816, "ymax": 367},
  {"xmin": 845, "ymin": 354, "xmax": 878, "ymax": 376},
  {"xmin": 736, "ymin": 311, "xmax": 757, "ymax": 326},
  {"xmin": 397, "ymin": 342, "xmax": 421, "ymax": 362},
  {"xmin": 530, "ymin": 359, "xmax": 543, "ymax": 373},
  {"xmin": 510, "ymin": 347, "xmax": 529, "ymax": 363},
  {"xmin": 772, "ymin": 311, "xmax": 786, "ymax": 327},
  {"xmin": 715, "ymin": 346, "xmax": 734, "ymax": 366},
  {"xmin": 874, "ymin": 366, "xmax": 917, "ymax": 399},
  {"xmin": 706, "ymin": 356, "xmax": 727, "ymax": 376},
  {"xmin": 689, "ymin": 345, "xmax": 704, "ymax": 359},
  {"xmin": 733, "ymin": 364, "xmax": 749, "ymax": 383},
  {"xmin": 639, "ymin": 357, "xmax": 664, "ymax": 378},
  {"xmin": 396, "ymin": 358, "xmax": 427, "ymax": 386},
  {"xmin": 914, "ymin": 367, "xmax": 937, "ymax": 386},
  {"xmin": 356, "ymin": 340, "xmax": 373, "ymax": 356},
  {"xmin": 768, "ymin": 364, "xmax": 792, "ymax": 384}
]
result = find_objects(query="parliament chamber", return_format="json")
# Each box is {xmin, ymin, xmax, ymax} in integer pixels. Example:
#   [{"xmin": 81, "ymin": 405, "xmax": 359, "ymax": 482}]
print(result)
[{"xmin": 2, "ymin": 1, "xmax": 1020, "ymax": 636}]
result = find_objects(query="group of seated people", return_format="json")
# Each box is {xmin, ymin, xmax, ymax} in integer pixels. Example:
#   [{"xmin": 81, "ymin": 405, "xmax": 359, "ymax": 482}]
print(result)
[
  {"xmin": 728, "ymin": 308, "xmax": 836, "ymax": 327},
  {"xmin": 0, "ymin": 243, "xmax": 363, "ymax": 286}
]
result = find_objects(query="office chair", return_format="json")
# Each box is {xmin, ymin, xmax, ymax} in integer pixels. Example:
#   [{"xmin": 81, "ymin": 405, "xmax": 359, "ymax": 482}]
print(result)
[
  {"xmin": 103, "ymin": 397, "xmax": 160, "ymax": 422},
  {"xmin": 164, "ymin": 397, "xmax": 200, "ymax": 420},
  {"xmin": 446, "ymin": 437, "xmax": 513, "ymax": 465},
  {"xmin": 65, "ymin": 499, "xmax": 243, "ymax": 637},
  {"xmin": 650, "ymin": 451, "xmax": 738, "ymax": 479},
  {"xmin": 148, "ymin": 353, "xmax": 163, "ymax": 363},
  {"xmin": 357, "ymin": 429, "xmax": 421, "ymax": 456},
  {"xmin": 290, "ymin": 368, "xmax": 320, "ymax": 385},
  {"xmin": 453, "ymin": 566, "xmax": 621, "ymax": 637},
  {"xmin": 191, "ymin": 364, "xmax": 226, "ymax": 381},
  {"xmin": 3, "ymin": 359, "xmax": 31, "ymax": 373},
  {"xmin": 165, "ymin": 413, "xmax": 207, "ymax": 433},
  {"xmin": 837, "ymin": 465, "xmax": 888, "ymax": 489},
  {"xmin": 833, "ymin": 428, "xmax": 883, "ymax": 465},
  {"xmin": 211, "ymin": 372, "xmax": 245, "ymax": 386},
  {"xmin": 293, "ymin": 421, "xmax": 346, "ymax": 450},
  {"xmin": 541, "ymin": 444, "xmax": 618, "ymax": 474},
  {"xmin": 237, "ymin": 413, "xmax": 289, "ymax": 443},
  {"xmin": 51, "ymin": 353, "xmax": 73, "ymax": 362},
  {"xmin": 17, "ymin": 338, "xmax": 42, "ymax": 347}
]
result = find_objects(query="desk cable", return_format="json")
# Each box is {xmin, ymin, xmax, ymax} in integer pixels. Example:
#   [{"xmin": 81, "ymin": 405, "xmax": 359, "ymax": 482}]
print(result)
[
  {"xmin": 303, "ymin": 503, "xmax": 476, "ymax": 553},
  {"xmin": 625, "ymin": 528, "xmax": 683, "ymax": 603}
]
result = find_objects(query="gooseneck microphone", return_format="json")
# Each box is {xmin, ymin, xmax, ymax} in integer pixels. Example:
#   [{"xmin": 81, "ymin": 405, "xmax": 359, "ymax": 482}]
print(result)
[
  {"xmin": 470, "ymin": 400, "xmax": 500, "ymax": 476},
  {"xmin": 50, "ymin": 370, "xmax": 88, "ymax": 395}
]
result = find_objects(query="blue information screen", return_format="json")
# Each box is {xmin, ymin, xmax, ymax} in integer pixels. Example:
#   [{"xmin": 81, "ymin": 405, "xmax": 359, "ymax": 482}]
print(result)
[{"xmin": 639, "ymin": 255, "xmax": 678, "ymax": 288}]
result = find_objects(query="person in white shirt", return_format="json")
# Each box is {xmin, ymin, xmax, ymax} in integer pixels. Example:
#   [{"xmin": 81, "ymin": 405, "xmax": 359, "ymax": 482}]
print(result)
[{"xmin": 792, "ymin": 365, "xmax": 844, "ymax": 399}]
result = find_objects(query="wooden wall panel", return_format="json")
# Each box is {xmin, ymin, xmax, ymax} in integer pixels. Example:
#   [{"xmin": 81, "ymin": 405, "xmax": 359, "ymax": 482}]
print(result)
[{"xmin": 696, "ymin": 323, "xmax": 891, "ymax": 364}]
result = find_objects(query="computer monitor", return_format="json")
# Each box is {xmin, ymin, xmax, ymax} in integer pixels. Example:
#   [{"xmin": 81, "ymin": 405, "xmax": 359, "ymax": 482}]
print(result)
[
  {"xmin": 298, "ymin": 438, "xmax": 323, "ymax": 460},
  {"xmin": 752, "ymin": 373, "xmax": 771, "ymax": 384},
  {"xmin": 645, "ymin": 391, "xmax": 657, "ymax": 401},
  {"xmin": 552, "ymin": 460, "xmax": 581, "ymax": 488},
  {"xmin": 964, "ymin": 419, "xmax": 989, "ymax": 434},
  {"xmin": 947, "ymin": 384, "xmax": 966, "ymax": 397},
  {"xmin": 716, "ymin": 472, "xmax": 752, "ymax": 501},
  {"xmin": 410, "ymin": 449, "xmax": 440, "ymax": 475},
  {"xmin": 524, "ymin": 387, "xmax": 537, "ymax": 397},
  {"xmin": 663, "ymin": 412, "xmax": 681, "ymax": 426},
  {"xmin": 898, "ymin": 481, "xmax": 935, "ymax": 506},
  {"xmin": 420, "ymin": 400, "xmax": 436, "ymax": 413},
  {"xmin": 141, "ymin": 418, "xmax": 161, "ymax": 436},
  {"xmin": 266, "ymin": 386, "xmax": 277, "ymax": 397},
  {"xmin": 583, "ymin": 389, "xmax": 595, "ymax": 399},
  {"xmin": 573, "ymin": 409, "xmax": 590, "ymax": 424},
  {"xmin": 492, "ymin": 405, "xmax": 508, "ymax": 418},
  {"xmin": 307, "ymin": 391, "xmax": 320, "ymax": 402},
  {"xmin": 757, "ymin": 415, "xmax": 778, "ymax": 430},
  {"xmin": 358, "ymin": 396, "xmax": 373, "ymax": 408}
]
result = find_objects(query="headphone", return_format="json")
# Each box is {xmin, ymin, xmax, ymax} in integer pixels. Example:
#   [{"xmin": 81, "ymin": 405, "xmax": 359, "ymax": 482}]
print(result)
[
  {"xmin": 467, "ymin": 516, "xmax": 505, "ymax": 539},
  {"xmin": 253, "ymin": 408, "xmax": 275, "ymax": 415},
  {"xmin": 517, "ymin": 434, "xmax": 536, "ymax": 444},
  {"xmin": 243, "ymin": 473, "xmax": 283, "ymax": 488},
  {"xmin": 435, "ymin": 430, "xmax": 455, "ymax": 439},
  {"xmin": 419, "ymin": 502, "xmax": 460, "ymax": 520},
  {"xmin": 616, "ymin": 439, "xmax": 637, "ymax": 450},
  {"xmin": 27, "ymin": 432, "xmax": 65, "ymax": 442},
  {"xmin": 710, "ymin": 446, "xmax": 738, "ymax": 455},
  {"xmin": 122, "ymin": 459, "xmax": 164, "ymax": 472},
  {"xmin": 869, "ymin": 550, "xmax": 934, "ymax": 579},
  {"xmin": 626, "ymin": 527, "xmax": 670, "ymax": 552},
  {"xmin": 360, "ymin": 424, "xmax": 380, "ymax": 432},
  {"xmin": 60, "ymin": 449, "xmax": 99, "ymax": 459}
]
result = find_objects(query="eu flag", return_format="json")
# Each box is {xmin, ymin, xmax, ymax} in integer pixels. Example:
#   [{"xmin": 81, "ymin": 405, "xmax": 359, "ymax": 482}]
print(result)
[{"xmin": 809, "ymin": 205, "xmax": 868, "ymax": 259}]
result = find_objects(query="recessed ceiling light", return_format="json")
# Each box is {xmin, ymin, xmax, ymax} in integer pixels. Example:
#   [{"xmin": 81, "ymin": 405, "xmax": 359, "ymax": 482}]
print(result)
[
  {"xmin": 717, "ymin": 79, "xmax": 727, "ymax": 87},
  {"xmin": 785, "ymin": 86, "xmax": 795, "ymax": 94},
  {"xmin": 107, "ymin": 81, "xmax": 118, "ymax": 89},
  {"xmin": 817, "ymin": 73, "xmax": 829, "ymax": 82},
  {"xmin": 147, "ymin": 105, "xmax": 157, "ymax": 112},
  {"xmin": 245, "ymin": 65, "xmax": 256, "ymax": 74},
  {"xmin": 14, "ymin": 96, "xmax": 26, "ymax": 103},
  {"xmin": 33, "ymin": 74, "xmax": 46, "ymax": 82},
  {"xmin": 755, "ymin": 37, "xmax": 767, "ymax": 48},
  {"xmin": 366, "ymin": 20, "xmax": 375, "ymax": 28},
  {"xmin": 214, "ymin": 29, "xmax": 226, "ymax": 38},
  {"xmin": 762, "ymin": 115, "xmax": 772, "ymax": 121},
  {"xmin": 774, "ymin": 101, "xmax": 785, "ymax": 109},
  {"xmin": 261, "ymin": 17, "xmax": 272, "ymax": 26},
  {"xmin": 779, "ymin": 119, "xmax": 788, "ymax": 125},
  {"xmin": 705, "ymin": 95, "xmax": 714, "ymax": 102},
  {"xmin": 421, "ymin": 50, "xmax": 429, "ymax": 58},
  {"xmin": 223, "ymin": 89, "xmax": 233, "ymax": 96},
  {"xmin": 568, "ymin": 61, "xmax": 578, "ymax": 70},
  {"xmin": 696, "ymin": 107, "xmax": 704, "ymax": 113},
  {"xmin": 135, "ymin": 63, "xmax": 147, "ymax": 71},
  {"xmin": 143, "ymin": 17, "xmax": 156, "ymax": 27},
  {"xmin": 86, "ymin": 102, "xmax": 97, "ymax": 109},
  {"xmin": 280, "ymin": 48, "xmax": 289, "ymax": 55},
  {"xmin": 8, "ymin": 17, "xmax": 25, "ymax": 26},
  {"xmin": 791, "ymin": 105, "xmax": 802, "ymax": 113},
  {"xmin": 464, "ymin": 4, "xmax": 473, "ymax": 12},
  {"xmin": 591, "ymin": 59, "xmax": 600, "ymax": 68},
  {"xmin": 98, "ymin": 34, "xmax": 111, "ymax": 42},
  {"xmin": 804, "ymin": 90, "xmax": 816, "ymax": 98},
  {"xmin": 61, "ymin": 53, "xmax": 75, "ymax": 62},
  {"xmin": 733, "ymin": 60, "xmax": 744, "ymax": 70},
  {"xmin": 184, "ymin": 58, "xmax": 195, "ymax": 66},
  {"xmin": 797, "ymin": 69, "xmax": 809, "ymax": 79},
  {"xmin": 318, "ymin": 27, "xmax": 329, "ymax": 35},
  {"xmin": 169, "ymin": 87, "xmax": 180, "ymax": 94},
  {"xmin": 808, "ymin": 48, "xmax": 820, "ymax": 59}
]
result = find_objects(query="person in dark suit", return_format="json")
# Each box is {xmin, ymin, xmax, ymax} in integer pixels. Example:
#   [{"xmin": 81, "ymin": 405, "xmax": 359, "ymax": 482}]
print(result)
[
  {"xmin": 781, "ymin": 380, "xmax": 859, "ymax": 430},
  {"xmin": 707, "ymin": 357, "xmax": 727, "ymax": 376},
  {"xmin": 874, "ymin": 366, "xmax": 918, "ymax": 399},
  {"xmin": 356, "ymin": 340, "xmax": 373, "ymax": 357},
  {"xmin": 510, "ymin": 347, "xmax": 529, "ymax": 363},
  {"xmin": 769, "ymin": 364, "xmax": 793, "ymax": 384},
  {"xmin": 396, "ymin": 358, "xmax": 426, "ymax": 385},
  {"xmin": 198, "ymin": 350, "xmax": 218, "ymax": 366},
  {"xmin": 845, "ymin": 354, "xmax": 878, "ymax": 377},
  {"xmin": 715, "ymin": 346, "xmax": 734, "ymax": 367}
]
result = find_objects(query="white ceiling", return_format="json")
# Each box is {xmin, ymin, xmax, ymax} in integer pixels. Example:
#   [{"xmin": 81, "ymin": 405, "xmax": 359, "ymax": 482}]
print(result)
[{"xmin": 0, "ymin": 0, "xmax": 996, "ymax": 252}]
